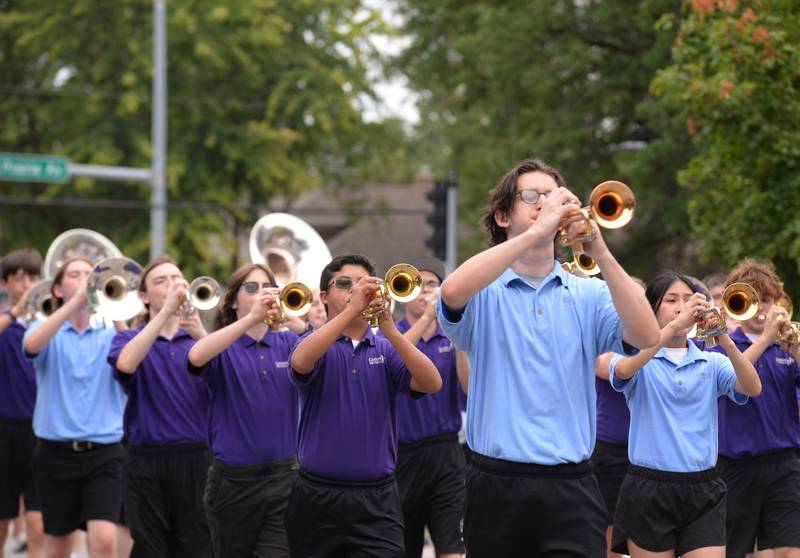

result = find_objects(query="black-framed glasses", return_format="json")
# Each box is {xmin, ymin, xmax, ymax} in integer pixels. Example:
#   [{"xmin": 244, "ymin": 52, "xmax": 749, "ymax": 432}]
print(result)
[
  {"xmin": 241, "ymin": 281, "xmax": 276, "ymax": 294},
  {"xmin": 516, "ymin": 189, "xmax": 552, "ymax": 205},
  {"xmin": 327, "ymin": 277, "xmax": 354, "ymax": 290}
]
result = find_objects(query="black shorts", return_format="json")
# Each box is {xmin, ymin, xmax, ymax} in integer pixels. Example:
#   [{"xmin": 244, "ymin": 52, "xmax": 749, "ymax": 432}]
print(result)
[
  {"xmin": 612, "ymin": 465, "xmax": 726, "ymax": 556},
  {"xmin": 285, "ymin": 468, "xmax": 405, "ymax": 558},
  {"xmin": 464, "ymin": 453, "xmax": 606, "ymax": 558},
  {"xmin": 32, "ymin": 439, "xmax": 124, "ymax": 536},
  {"xmin": 719, "ymin": 449, "xmax": 800, "ymax": 556},
  {"xmin": 125, "ymin": 443, "xmax": 211, "ymax": 558},
  {"xmin": 0, "ymin": 418, "xmax": 39, "ymax": 517},
  {"xmin": 591, "ymin": 441, "xmax": 629, "ymax": 523},
  {"xmin": 397, "ymin": 433, "xmax": 465, "ymax": 557},
  {"xmin": 205, "ymin": 456, "xmax": 297, "ymax": 558}
]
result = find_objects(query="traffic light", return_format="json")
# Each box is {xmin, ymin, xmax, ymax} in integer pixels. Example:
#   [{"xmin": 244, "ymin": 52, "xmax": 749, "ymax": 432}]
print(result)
[{"xmin": 426, "ymin": 180, "xmax": 447, "ymax": 260}]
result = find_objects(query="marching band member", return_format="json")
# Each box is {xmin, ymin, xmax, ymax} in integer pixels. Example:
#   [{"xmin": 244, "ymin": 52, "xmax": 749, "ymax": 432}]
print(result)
[
  {"xmin": 287, "ymin": 254, "xmax": 441, "ymax": 558},
  {"xmin": 0, "ymin": 249, "xmax": 44, "ymax": 558},
  {"xmin": 712, "ymin": 259, "xmax": 800, "ymax": 558},
  {"xmin": 437, "ymin": 158, "xmax": 660, "ymax": 557},
  {"xmin": 107, "ymin": 256, "xmax": 211, "ymax": 557},
  {"xmin": 23, "ymin": 257, "xmax": 127, "ymax": 558},
  {"xmin": 603, "ymin": 271, "xmax": 760, "ymax": 557},
  {"xmin": 395, "ymin": 256, "xmax": 469, "ymax": 558},
  {"xmin": 187, "ymin": 263, "xmax": 299, "ymax": 558}
]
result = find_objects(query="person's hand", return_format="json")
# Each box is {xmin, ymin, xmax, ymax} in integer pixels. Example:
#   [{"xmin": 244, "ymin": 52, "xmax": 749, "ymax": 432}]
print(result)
[
  {"xmin": 527, "ymin": 188, "xmax": 583, "ymax": 244},
  {"xmin": 421, "ymin": 287, "xmax": 440, "ymax": 322},
  {"xmin": 377, "ymin": 301, "xmax": 399, "ymax": 336},
  {"xmin": 578, "ymin": 220, "xmax": 612, "ymax": 261},
  {"xmin": 763, "ymin": 305, "xmax": 790, "ymax": 342},
  {"xmin": 162, "ymin": 281, "xmax": 189, "ymax": 315},
  {"xmin": 11, "ymin": 288, "xmax": 32, "ymax": 318},
  {"xmin": 673, "ymin": 292, "xmax": 709, "ymax": 332},
  {"xmin": 74, "ymin": 276, "xmax": 90, "ymax": 307},
  {"xmin": 248, "ymin": 289, "xmax": 280, "ymax": 324},
  {"xmin": 178, "ymin": 310, "xmax": 207, "ymax": 340},
  {"xmin": 348, "ymin": 277, "xmax": 383, "ymax": 314}
]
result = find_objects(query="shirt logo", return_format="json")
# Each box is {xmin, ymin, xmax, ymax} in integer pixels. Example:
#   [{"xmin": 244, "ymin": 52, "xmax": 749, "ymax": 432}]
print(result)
[
  {"xmin": 438, "ymin": 343, "xmax": 454, "ymax": 353},
  {"xmin": 776, "ymin": 356, "xmax": 795, "ymax": 366},
  {"xmin": 275, "ymin": 360, "xmax": 289, "ymax": 368},
  {"xmin": 692, "ymin": 371, "xmax": 711, "ymax": 380},
  {"xmin": 368, "ymin": 355, "xmax": 385, "ymax": 365}
]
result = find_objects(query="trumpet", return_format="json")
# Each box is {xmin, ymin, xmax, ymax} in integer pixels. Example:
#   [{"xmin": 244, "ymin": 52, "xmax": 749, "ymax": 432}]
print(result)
[
  {"xmin": 178, "ymin": 277, "xmax": 222, "ymax": 317},
  {"xmin": 560, "ymin": 181, "xmax": 635, "ymax": 275},
  {"xmin": 22, "ymin": 280, "xmax": 59, "ymax": 322},
  {"xmin": 87, "ymin": 257, "xmax": 145, "ymax": 322},
  {"xmin": 695, "ymin": 282, "xmax": 759, "ymax": 347},
  {"xmin": 362, "ymin": 264, "xmax": 423, "ymax": 327},
  {"xmin": 776, "ymin": 292, "xmax": 800, "ymax": 351},
  {"xmin": 264, "ymin": 282, "xmax": 313, "ymax": 326}
]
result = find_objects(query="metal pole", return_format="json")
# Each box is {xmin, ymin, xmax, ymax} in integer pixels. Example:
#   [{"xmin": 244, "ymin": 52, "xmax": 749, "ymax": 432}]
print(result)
[
  {"xmin": 445, "ymin": 170, "xmax": 458, "ymax": 275},
  {"xmin": 150, "ymin": 0, "xmax": 167, "ymax": 259}
]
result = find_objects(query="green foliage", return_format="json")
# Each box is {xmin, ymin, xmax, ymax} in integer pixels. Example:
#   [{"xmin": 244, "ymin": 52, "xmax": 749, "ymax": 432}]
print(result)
[
  {"xmin": 652, "ymin": 0, "xmax": 800, "ymax": 298},
  {"xmin": 0, "ymin": 0, "xmax": 413, "ymax": 278}
]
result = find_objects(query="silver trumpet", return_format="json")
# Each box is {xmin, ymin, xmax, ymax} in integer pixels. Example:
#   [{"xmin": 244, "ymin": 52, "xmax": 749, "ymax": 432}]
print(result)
[
  {"xmin": 179, "ymin": 277, "xmax": 222, "ymax": 317},
  {"xmin": 22, "ymin": 280, "xmax": 59, "ymax": 322},
  {"xmin": 87, "ymin": 257, "xmax": 145, "ymax": 321}
]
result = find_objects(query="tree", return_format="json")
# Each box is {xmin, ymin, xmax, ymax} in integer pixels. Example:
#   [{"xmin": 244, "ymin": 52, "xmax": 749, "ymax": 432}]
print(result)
[
  {"xmin": 652, "ymin": 0, "xmax": 800, "ymax": 299},
  {"xmin": 0, "ymin": 0, "xmax": 412, "ymax": 278}
]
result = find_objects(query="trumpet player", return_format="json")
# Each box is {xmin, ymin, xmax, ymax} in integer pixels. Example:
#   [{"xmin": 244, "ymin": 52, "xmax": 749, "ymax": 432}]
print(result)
[
  {"xmin": 710, "ymin": 259, "xmax": 800, "ymax": 558},
  {"xmin": 395, "ymin": 256, "xmax": 468, "ymax": 558},
  {"xmin": 0, "ymin": 249, "xmax": 44, "ymax": 558},
  {"xmin": 437, "ymin": 158, "xmax": 660, "ymax": 557},
  {"xmin": 287, "ymin": 254, "xmax": 441, "ymax": 558},
  {"xmin": 187, "ymin": 264, "xmax": 299, "ymax": 558},
  {"xmin": 22, "ymin": 257, "xmax": 127, "ymax": 558},
  {"xmin": 599, "ymin": 272, "xmax": 760, "ymax": 557},
  {"xmin": 108, "ymin": 256, "xmax": 211, "ymax": 557}
]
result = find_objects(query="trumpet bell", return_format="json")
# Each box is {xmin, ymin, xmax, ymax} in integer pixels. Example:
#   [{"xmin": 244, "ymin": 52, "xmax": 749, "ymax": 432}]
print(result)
[
  {"xmin": 385, "ymin": 264, "xmax": 423, "ymax": 303},
  {"xmin": 280, "ymin": 282, "xmax": 313, "ymax": 317},
  {"xmin": 22, "ymin": 280, "xmax": 59, "ymax": 322},
  {"xmin": 87, "ymin": 257, "xmax": 144, "ymax": 321},
  {"xmin": 589, "ymin": 181, "xmax": 635, "ymax": 229},
  {"xmin": 723, "ymin": 282, "xmax": 759, "ymax": 321},
  {"xmin": 574, "ymin": 253, "xmax": 600, "ymax": 276},
  {"xmin": 189, "ymin": 277, "xmax": 221, "ymax": 311}
]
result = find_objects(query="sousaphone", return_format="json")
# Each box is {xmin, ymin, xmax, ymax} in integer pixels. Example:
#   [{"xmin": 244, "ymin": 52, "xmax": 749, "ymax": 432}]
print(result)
[{"xmin": 43, "ymin": 229, "xmax": 122, "ymax": 279}]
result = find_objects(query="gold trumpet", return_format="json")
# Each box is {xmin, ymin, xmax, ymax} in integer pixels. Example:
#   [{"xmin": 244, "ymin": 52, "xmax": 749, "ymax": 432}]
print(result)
[
  {"xmin": 362, "ymin": 264, "xmax": 423, "ymax": 327},
  {"xmin": 776, "ymin": 292, "xmax": 800, "ymax": 351},
  {"xmin": 560, "ymin": 181, "xmax": 635, "ymax": 275},
  {"xmin": 178, "ymin": 277, "xmax": 222, "ymax": 317},
  {"xmin": 696, "ymin": 282, "xmax": 759, "ymax": 346},
  {"xmin": 264, "ymin": 282, "xmax": 313, "ymax": 326}
]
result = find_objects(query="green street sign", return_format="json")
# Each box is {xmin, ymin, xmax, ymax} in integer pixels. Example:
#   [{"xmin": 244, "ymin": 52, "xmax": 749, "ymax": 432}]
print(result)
[{"xmin": 0, "ymin": 153, "xmax": 70, "ymax": 183}]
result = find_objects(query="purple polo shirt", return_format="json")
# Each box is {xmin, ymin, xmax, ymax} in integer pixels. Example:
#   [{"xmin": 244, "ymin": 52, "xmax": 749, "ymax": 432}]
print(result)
[
  {"xmin": 108, "ymin": 327, "xmax": 208, "ymax": 446},
  {"xmin": 290, "ymin": 328, "xmax": 419, "ymax": 481},
  {"xmin": 595, "ymin": 377, "xmax": 629, "ymax": 445},
  {"xmin": 395, "ymin": 317, "xmax": 462, "ymax": 444},
  {"xmin": 712, "ymin": 328, "xmax": 800, "ymax": 458},
  {"xmin": 188, "ymin": 330, "xmax": 298, "ymax": 466},
  {"xmin": 0, "ymin": 322, "xmax": 37, "ymax": 420}
]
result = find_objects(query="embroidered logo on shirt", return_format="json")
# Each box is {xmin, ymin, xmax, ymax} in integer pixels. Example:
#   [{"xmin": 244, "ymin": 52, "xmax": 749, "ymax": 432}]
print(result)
[
  {"xmin": 776, "ymin": 356, "xmax": 795, "ymax": 366},
  {"xmin": 691, "ymin": 371, "xmax": 711, "ymax": 379},
  {"xmin": 368, "ymin": 355, "xmax": 385, "ymax": 365},
  {"xmin": 275, "ymin": 360, "xmax": 289, "ymax": 368},
  {"xmin": 438, "ymin": 343, "xmax": 454, "ymax": 353}
]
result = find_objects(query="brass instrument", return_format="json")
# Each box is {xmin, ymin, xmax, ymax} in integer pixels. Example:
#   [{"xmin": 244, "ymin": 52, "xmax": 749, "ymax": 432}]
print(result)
[
  {"xmin": 362, "ymin": 264, "xmax": 423, "ymax": 327},
  {"xmin": 776, "ymin": 292, "xmax": 800, "ymax": 351},
  {"xmin": 44, "ymin": 229, "xmax": 122, "ymax": 279},
  {"xmin": 560, "ymin": 181, "xmax": 635, "ymax": 275},
  {"xmin": 264, "ymin": 282, "xmax": 313, "ymax": 326},
  {"xmin": 696, "ymin": 282, "xmax": 759, "ymax": 346},
  {"xmin": 183, "ymin": 276, "xmax": 222, "ymax": 316},
  {"xmin": 87, "ymin": 257, "xmax": 145, "ymax": 321},
  {"xmin": 22, "ymin": 280, "xmax": 59, "ymax": 322}
]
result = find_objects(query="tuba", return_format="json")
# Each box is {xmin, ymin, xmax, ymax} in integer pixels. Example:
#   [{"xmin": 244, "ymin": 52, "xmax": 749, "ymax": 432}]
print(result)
[
  {"xmin": 87, "ymin": 257, "xmax": 145, "ymax": 321},
  {"xmin": 560, "ymin": 181, "xmax": 635, "ymax": 276},
  {"xmin": 22, "ymin": 280, "xmax": 59, "ymax": 322},
  {"xmin": 44, "ymin": 229, "xmax": 122, "ymax": 279},
  {"xmin": 249, "ymin": 213, "xmax": 332, "ymax": 288},
  {"xmin": 696, "ymin": 282, "xmax": 759, "ymax": 346},
  {"xmin": 362, "ymin": 264, "xmax": 423, "ymax": 327}
]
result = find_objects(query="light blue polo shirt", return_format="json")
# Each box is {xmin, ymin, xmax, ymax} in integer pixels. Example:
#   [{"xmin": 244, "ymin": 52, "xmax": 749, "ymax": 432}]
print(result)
[
  {"xmin": 24, "ymin": 318, "xmax": 125, "ymax": 443},
  {"xmin": 438, "ymin": 262, "xmax": 629, "ymax": 465},
  {"xmin": 610, "ymin": 342, "xmax": 747, "ymax": 472}
]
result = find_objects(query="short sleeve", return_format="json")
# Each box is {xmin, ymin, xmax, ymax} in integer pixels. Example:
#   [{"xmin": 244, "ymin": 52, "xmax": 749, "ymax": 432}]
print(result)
[
  {"xmin": 592, "ymin": 281, "xmax": 626, "ymax": 355},
  {"xmin": 22, "ymin": 320, "xmax": 49, "ymax": 362},
  {"xmin": 107, "ymin": 330, "xmax": 137, "ymax": 387},
  {"xmin": 289, "ymin": 332, "xmax": 323, "ymax": 388},
  {"xmin": 609, "ymin": 353, "xmax": 639, "ymax": 395},
  {"xmin": 711, "ymin": 352, "xmax": 748, "ymax": 405},
  {"xmin": 437, "ymin": 289, "xmax": 483, "ymax": 352},
  {"xmin": 187, "ymin": 352, "xmax": 221, "ymax": 384}
]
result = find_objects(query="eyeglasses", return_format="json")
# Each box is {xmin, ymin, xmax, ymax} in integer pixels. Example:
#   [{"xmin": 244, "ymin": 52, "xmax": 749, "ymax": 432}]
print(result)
[
  {"xmin": 241, "ymin": 281, "xmax": 276, "ymax": 294},
  {"xmin": 327, "ymin": 277, "xmax": 354, "ymax": 290},
  {"xmin": 516, "ymin": 189, "xmax": 553, "ymax": 205}
]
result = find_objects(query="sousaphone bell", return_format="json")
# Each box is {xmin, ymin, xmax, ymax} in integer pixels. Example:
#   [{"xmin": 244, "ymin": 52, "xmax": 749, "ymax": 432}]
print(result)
[
  {"xmin": 22, "ymin": 280, "xmax": 59, "ymax": 322},
  {"xmin": 87, "ymin": 257, "xmax": 145, "ymax": 321}
]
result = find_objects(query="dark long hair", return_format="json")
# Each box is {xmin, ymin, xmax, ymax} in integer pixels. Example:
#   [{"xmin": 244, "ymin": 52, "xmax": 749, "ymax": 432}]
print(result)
[
  {"xmin": 645, "ymin": 271, "xmax": 697, "ymax": 314},
  {"xmin": 215, "ymin": 263, "xmax": 276, "ymax": 329}
]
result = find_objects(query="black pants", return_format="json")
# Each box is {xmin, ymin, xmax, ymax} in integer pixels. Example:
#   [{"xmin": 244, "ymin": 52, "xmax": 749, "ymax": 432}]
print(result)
[
  {"xmin": 125, "ymin": 443, "xmax": 211, "ymax": 558},
  {"xmin": 285, "ymin": 468, "xmax": 405, "ymax": 558},
  {"xmin": 464, "ymin": 453, "xmax": 606, "ymax": 558},
  {"xmin": 205, "ymin": 456, "xmax": 297, "ymax": 558},
  {"xmin": 397, "ymin": 433, "xmax": 465, "ymax": 557},
  {"xmin": 0, "ymin": 418, "xmax": 39, "ymax": 518}
]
